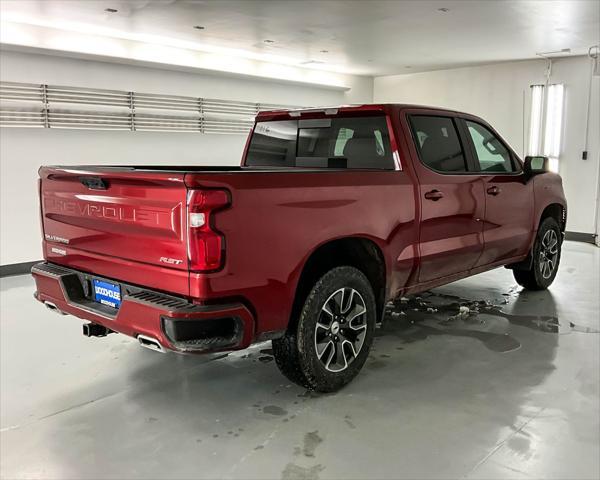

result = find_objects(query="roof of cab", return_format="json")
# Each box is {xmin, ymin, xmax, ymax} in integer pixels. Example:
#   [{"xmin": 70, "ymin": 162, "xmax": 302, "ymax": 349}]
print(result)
[{"xmin": 255, "ymin": 103, "xmax": 470, "ymax": 121}]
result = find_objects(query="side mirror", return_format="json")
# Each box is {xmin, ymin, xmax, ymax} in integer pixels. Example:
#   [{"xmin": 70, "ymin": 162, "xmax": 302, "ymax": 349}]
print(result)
[{"xmin": 524, "ymin": 156, "xmax": 549, "ymax": 178}]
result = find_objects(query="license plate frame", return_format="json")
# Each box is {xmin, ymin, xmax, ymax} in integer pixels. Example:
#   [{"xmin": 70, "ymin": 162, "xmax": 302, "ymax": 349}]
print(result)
[{"xmin": 92, "ymin": 278, "xmax": 122, "ymax": 309}]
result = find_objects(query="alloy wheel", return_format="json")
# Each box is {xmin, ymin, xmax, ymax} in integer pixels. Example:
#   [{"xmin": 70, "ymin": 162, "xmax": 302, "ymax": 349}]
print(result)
[
  {"xmin": 539, "ymin": 229, "xmax": 559, "ymax": 279},
  {"xmin": 314, "ymin": 287, "xmax": 368, "ymax": 372}
]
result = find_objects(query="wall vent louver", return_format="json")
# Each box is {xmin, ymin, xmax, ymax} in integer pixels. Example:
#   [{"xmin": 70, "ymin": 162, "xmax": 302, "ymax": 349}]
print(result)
[{"xmin": 0, "ymin": 81, "xmax": 299, "ymax": 134}]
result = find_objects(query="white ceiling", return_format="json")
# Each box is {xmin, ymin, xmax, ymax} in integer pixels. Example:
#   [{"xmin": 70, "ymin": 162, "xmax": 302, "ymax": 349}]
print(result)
[{"xmin": 1, "ymin": 0, "xmax": 599, "ymax": 77}]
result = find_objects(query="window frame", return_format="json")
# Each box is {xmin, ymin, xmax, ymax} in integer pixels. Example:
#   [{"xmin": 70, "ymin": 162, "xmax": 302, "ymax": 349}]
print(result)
[
  {"xmin": 407, "ymin": 113, "xmax": 479, "ymax": 175},
  {"xmin": 457, "ymin": 118, "xmax": 523, "ymax": 175},
  {"xmin": 245, "ymin": 114, "xmax": 397, "ymax": 171}
]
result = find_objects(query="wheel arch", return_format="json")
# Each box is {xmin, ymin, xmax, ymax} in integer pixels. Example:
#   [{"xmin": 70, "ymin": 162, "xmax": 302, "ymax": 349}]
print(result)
[
  {"xmin": 538, "ymin": 203, "xmax": 567, "ymax": 233},
  {"xmin": 508, "ymin": 201, "xmax": 566, "ymax": 272},
  {"xmin": 289, "ymin": 236, "xmax": 387, "ymax": 331}
]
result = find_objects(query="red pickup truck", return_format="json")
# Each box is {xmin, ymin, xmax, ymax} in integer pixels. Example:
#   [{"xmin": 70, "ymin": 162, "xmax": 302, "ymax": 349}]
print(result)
[{"xmin": 32, "ymin": 104, "xmax": 566, "ymax": 392}]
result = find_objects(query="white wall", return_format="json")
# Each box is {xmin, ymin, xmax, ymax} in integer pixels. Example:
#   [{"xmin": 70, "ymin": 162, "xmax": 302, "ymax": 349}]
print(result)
[
  {"xmin": 374, "ymin": 56, "xmax": 600, "ymax": 238},
  {"xmin": 3, "ymin": 50, "xmax": 598, "ymax": 266},
  {"xmin": 0, "ymin": 50, "xmax": 373, "ymax": 265}
]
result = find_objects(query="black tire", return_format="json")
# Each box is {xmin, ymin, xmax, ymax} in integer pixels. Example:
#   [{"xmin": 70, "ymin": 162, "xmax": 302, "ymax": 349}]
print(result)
[
  {"xmin": 513, "ymin": 217, "xmax": 562, "ymax": 290},
  {"xmin": 272, "ymin": 266, "xmax": 377, "ymax": 393}
]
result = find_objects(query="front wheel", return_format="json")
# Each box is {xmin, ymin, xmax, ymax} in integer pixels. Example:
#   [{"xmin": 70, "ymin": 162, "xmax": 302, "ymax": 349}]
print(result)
[
  {"xmin": 272, "ymin": 266, "xmax": 377, "ymax": 393},
  {"xmin": 513, "ymin": 217, "xmax": 562, "ymax": 290}
]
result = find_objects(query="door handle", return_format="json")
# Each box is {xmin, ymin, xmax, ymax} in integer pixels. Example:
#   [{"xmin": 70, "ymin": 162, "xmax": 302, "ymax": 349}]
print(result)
[
  {"xmin": 424, "ymin": 189, "xmax": 444, "ymax": 201},
  {"xmin": 487, "ymin": 186, "xmax": 501, "ymax": 196}
]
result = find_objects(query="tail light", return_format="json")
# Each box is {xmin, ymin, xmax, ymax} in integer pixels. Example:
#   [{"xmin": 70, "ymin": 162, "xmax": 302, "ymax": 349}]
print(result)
[{"xmin": 187, "ymin": 189, "xmax": 230, "ymax": 272}]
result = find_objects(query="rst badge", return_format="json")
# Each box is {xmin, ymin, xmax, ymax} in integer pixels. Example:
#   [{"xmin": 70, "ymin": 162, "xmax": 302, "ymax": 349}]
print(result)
[{"xmin": 159, "ymin": 257, "xmax": 183, "ymax": 265}]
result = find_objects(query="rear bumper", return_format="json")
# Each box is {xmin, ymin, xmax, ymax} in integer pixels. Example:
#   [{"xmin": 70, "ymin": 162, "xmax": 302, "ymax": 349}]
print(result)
[{"xmin": 31, "ymin": 262, "xmax": 255, "ymax": 353}]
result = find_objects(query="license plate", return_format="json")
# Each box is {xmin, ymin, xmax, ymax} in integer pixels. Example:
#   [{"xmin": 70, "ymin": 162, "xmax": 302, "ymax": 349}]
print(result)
[{"xmin": 92, "ymin": 279, "xmax": 122, "ymax": 309}]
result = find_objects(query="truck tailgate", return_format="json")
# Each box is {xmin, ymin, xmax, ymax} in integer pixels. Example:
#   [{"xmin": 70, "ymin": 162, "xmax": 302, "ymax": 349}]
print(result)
[{"xmin": 39, "ymin": 167, "xmax": 190, "ymax": 296}]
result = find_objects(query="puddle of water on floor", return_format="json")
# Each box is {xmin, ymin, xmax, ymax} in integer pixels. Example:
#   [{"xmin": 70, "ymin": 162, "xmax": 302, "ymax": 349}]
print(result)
[
  {"xmin": 378, "ymin": 289, "xmax": 598, "ymax": 353},
  {"xmin": 262, "ymin": 405, "xmax": 288, "ymax": 416}
]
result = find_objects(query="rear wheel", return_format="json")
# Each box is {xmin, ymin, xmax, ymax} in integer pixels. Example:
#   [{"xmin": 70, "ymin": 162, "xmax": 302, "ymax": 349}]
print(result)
[
  {"xmin": 272, "ymin": 266, "xmax": 376, "ymax": 392},
  {"xmin": 513, "ymin": 217, "xmax": 562, "ymax": 290}
]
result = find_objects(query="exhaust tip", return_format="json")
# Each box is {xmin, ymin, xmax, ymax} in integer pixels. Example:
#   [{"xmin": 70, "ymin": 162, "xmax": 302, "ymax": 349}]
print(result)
[
  {"xmin": 137, "ymin": 335, "xmax": 166, "ymax": 353},
  {"xmin": 44, "ymin": 301, "xmax": 66, "ymax": 315}
]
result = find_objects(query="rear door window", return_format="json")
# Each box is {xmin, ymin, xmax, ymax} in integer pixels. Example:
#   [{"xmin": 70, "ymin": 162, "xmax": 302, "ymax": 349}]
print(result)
[
  {"xmin": 409, "ymin": 115, "xmax": 468, "ymax": 173},
  {"xmin": 245, "ymin": 116, "xmax": 394, "ymax": 169}
]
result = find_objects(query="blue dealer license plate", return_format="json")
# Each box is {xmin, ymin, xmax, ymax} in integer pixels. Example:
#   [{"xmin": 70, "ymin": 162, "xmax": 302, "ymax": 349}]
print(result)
[{"xmin": 92, "ymin": 279, "xmax": 122, "ymax": 309}]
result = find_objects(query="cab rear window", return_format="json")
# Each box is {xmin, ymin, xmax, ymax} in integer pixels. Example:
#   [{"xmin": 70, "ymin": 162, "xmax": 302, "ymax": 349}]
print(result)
[{"xmin": 245, "ymin": 116, "xmax": 395, "ymax": 169}]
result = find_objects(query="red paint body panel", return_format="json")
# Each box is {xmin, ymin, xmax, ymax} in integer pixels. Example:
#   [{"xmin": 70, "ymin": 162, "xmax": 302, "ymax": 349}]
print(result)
[
  {"xmin": 476, "ymin": 174, "xmax": 534, "ymax": 266},
  {"xmin": 32, "ymin": 270, "xmax": 254, "ymax": 352},
  {"xmin": 33, "ymin": 104, "xmax": 567, "ymax": 353},
  {"xmin": 185, "ymin": 169, "xmax": 417, "ymax": 333},
  {"xmin": 40, "ymin": 168, "xmax": 190, "ymax": 296}
]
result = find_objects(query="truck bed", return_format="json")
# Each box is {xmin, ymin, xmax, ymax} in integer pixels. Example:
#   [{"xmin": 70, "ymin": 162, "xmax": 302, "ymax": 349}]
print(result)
[
  {"xmin": 43, "ymin": 165, "xmax": 366, "ymax": 173},
  {"xmin": 38, "ymin": 164, "xmax": 415, "ymax": 333}
]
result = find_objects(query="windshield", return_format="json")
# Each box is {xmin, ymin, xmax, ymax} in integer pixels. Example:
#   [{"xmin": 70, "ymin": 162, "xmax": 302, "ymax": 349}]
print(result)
[{"xmin": 245, "ymin": 116, "xmax": 394, "ymax": 169}]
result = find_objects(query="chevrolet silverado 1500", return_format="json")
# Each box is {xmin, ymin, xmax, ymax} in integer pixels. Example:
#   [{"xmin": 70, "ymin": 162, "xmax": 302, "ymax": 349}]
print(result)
[{"xmin": 32, "ymin": 104, "xmax": 567, "ymax": 391}]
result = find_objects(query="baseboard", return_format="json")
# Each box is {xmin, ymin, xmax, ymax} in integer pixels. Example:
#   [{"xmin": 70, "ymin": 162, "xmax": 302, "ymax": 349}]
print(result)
[
  {"xmin": 565, "ymin": 231, "xmax": 597, "ymax": 244},
  {"xmin": 0, "ymin": 261, "xmax": 41, "ymax": 277}
]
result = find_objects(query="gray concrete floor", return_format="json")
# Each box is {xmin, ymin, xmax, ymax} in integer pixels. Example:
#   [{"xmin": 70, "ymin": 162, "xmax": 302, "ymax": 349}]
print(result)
[{"xmin": 1, "ymin": 241, "xmax": 599, "ymax": 480}]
